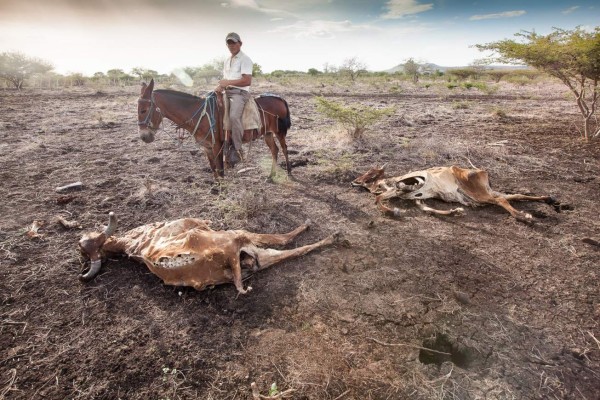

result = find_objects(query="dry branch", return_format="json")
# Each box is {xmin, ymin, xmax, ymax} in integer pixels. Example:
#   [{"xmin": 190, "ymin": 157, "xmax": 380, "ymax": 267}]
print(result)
[{"xmin": 368, "ymin": 337, "xmax": 451, "ymax": 356}]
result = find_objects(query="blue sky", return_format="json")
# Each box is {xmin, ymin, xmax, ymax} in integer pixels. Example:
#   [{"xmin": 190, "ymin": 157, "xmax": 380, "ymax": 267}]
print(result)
[{"xmin": 0, "ymin": 0, "xmax": 598, "ymax": 76}]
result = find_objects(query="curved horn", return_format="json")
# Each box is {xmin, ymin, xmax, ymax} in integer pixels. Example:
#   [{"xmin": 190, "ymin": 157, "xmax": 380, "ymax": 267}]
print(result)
[
  {"xmin": 79, "ymin": 259, "xmax": 102, "ymax": 282},
  {"xmin": 103, "ymin": 212, "xmax": 117, "ymax": 237},
  {"xmin": 379, "ymin": 162, "xmax": 388, "ymax": 170}
]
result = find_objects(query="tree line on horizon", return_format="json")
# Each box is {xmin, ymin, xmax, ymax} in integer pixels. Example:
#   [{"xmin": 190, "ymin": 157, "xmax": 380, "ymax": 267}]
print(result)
[{"xmin": 1, "ymin": 26, "xmax": 598, "ymax": 139}]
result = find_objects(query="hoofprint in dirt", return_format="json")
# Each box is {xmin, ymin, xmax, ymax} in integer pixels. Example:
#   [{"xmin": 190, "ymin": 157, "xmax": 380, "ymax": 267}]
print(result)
[{"xmin": 0, "ymin": 79, "xmax": 598, "ymax": 399}]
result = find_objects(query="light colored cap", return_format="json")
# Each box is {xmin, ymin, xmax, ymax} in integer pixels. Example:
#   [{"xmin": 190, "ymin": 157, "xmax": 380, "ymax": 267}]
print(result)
[{"xmin": 226, "ymin": 32, "xmax": 241, "ymax": 43}]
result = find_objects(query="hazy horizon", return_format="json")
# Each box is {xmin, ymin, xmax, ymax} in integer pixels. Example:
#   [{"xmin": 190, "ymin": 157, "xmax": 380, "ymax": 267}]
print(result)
[{"xmin": 1, "ymin": 0, "xmax": 598, "ymax": 76}]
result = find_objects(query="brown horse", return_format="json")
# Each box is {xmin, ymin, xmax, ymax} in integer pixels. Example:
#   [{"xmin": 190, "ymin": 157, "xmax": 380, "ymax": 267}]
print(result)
[{"xmin": 137, "ymin": 79, "xmax": 292, "ymax": 179}]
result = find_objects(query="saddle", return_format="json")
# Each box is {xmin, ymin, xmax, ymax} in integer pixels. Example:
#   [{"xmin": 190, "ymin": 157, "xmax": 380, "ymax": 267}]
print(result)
[{"xmin": 222, "ymin": 96, "xmax": 262, "ymax": 131}]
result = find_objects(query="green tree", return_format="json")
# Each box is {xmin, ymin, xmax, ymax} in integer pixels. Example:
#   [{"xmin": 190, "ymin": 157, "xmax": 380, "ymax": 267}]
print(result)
[
  {"xmin": 0, "ymin": 52, "xmax": 53, "ymax": 89},
  {"xmin": 314, "ymin": 96, "xmax": 395, "ymax": 139},
  {"xmin": 338, "ymin": 57, "xmax": 367, "ymax": 82},
  {"xmin": 106, "ymin": 69, "xmax": 126, "ymax": 85},
  {"xmin": 477, "ymin": 27, "xmax": 600, "ymax": 140},
  {"xmin": 66, "ymin": 72, "xmax": 86, "ymax": 86},
  {"xmin": 307, "ymin": 68, "xmax": 321, "ymax": 76},
  {"xmin": 252, "ymin": 63, "xmax": 263, "ymax": 76},
  {"xmin": 448, "ymin": 68, "xmax": 475, "ymax": 82},
  {"xmin": 486, "ymin": 69, "xmax": 511, "ymax": 83},
  {"xmin": 130, "ymin": 67, "xmax": 157, "ymax": 81},
  {"xmin": 403, "ymin": 58, "xmax": 420, "ymax": 83}
]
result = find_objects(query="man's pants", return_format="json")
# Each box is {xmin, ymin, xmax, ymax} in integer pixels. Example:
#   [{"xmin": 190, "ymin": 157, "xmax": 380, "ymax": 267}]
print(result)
[{"xmin": 226, "ymin": 88, "xmax": 251, "ymax": 152}]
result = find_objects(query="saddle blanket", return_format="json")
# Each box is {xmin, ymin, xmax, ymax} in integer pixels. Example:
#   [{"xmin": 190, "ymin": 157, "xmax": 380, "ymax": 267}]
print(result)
[{"xmin": 223, "ymin": 96, "xmax": 262, "ymax": 131}]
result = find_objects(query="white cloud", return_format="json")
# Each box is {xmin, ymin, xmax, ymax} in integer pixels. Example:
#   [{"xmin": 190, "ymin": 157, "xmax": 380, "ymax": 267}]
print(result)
[
  {"xmin": 268, "ymin": 19, "xmax": 378, "ymax": 39},
  {"xmin": 469, "ymin": 10, "xmax": 526, "ymax": 21},
  {"xmin": 381, "ymin": 0, "xmax": 433, "ymax": 19},
  {"xmin": 222, "ymin": 0, "xmax": 295, "ymax": 16},
  {"xmin": 562, "ymin": 6, "xmax": 580, "ymax": 14},
  {"xmin": 229, "ymin": 0, "xmax": 261, "ymax": 9}
]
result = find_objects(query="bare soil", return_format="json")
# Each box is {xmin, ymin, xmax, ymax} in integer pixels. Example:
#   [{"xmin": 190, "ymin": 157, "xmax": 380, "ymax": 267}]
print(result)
[{"xmin": 0, "ymin": 78, "xmax": 599, "ymax": 399}]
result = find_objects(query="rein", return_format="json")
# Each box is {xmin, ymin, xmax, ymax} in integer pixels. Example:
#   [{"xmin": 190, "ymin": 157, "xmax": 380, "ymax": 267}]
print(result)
[{"xmin": 138, "ymin": 92, "xmax": 219, "ymax": 146}]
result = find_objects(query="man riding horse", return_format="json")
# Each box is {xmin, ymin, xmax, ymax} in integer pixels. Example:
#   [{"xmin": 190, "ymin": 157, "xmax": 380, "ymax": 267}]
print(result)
[{"xmin": 215, "ymin": 32, "xmax": 252, "ymax": 167}]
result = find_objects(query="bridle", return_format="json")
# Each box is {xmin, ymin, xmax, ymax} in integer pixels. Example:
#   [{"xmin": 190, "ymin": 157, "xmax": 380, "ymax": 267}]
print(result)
[{"xmin": 137, "ymin": 94, "xmax": 162, "ymax": 132}]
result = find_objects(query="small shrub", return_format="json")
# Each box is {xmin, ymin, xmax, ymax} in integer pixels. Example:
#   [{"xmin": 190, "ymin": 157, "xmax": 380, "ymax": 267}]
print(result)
[
  {"xmin": 452, "ymin": 101, "xmax": 470, "ymax": 109},
  {"xmin": 492, "ymin": 107, "xmax": 508, "ymax": 119},
  {"xmin": 447, "ymin": 83, "xmax": 458, "ymax": 89},
  {"xmin": 314, "ymin": 96, "xmax": 395, "ymax": 139}
]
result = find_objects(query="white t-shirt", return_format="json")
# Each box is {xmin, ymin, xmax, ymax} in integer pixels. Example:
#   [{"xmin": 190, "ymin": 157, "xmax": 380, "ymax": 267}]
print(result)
[{"xmin": 223, "ymin": 50, "xmax": 253, "ymax": 91}]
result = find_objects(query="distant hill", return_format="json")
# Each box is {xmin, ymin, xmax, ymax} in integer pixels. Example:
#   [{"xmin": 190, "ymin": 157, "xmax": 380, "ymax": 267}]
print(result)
[{"xmin": 384, "ymin": 63, "xmax": 529, "ymax": 73}]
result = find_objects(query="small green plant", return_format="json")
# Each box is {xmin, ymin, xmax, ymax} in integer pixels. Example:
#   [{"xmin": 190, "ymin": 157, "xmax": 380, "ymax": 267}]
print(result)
[
  {"xmin": 160, "ymin": 366, "xmax": 185, "ymax": 400},
  {"xmin": 269, "ymin": 383, "xmax": 279, "ymax": 396},
  {"xmin": 447, "ymin": 83, "xmax": 458, "ymax": 89},
  {"xmin": 314, "ymin": 96, "xmax": 395, "ymax": 139},
  {"xmin": 162, "ymin": 367, "xmax": 177, "ymax": 382}
]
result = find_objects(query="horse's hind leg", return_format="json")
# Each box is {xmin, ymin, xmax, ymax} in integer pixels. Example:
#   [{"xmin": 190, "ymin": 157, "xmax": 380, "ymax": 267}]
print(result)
[
  {"xmin": 275, "ymin": 131, "xmax": 291, "ymax": 175},
  {"xmin": 263, "ymin": 132, "xmax": 279, "ymax": 179}
]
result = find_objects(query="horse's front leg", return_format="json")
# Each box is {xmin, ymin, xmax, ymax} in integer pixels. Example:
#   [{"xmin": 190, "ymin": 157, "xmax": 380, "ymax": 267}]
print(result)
[
  {"xmin": 201, "ymin": 145, "xmax": 219, "ymax": 180},
  {"xmin": 212, "ymin": 140, "xmax": 225, "ymax": 178}
]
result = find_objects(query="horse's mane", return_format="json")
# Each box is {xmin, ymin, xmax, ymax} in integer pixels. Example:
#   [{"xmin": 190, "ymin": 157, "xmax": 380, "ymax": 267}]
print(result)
[{"xmin": 154, "ymin": 89, "xmax": 203, "ymax": 101}]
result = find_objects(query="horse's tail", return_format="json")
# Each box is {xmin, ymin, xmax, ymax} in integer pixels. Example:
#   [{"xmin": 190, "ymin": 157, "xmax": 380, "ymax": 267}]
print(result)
[{"xmin": 278, "ymin": 98, "xmax": 291, "ymax": 135}]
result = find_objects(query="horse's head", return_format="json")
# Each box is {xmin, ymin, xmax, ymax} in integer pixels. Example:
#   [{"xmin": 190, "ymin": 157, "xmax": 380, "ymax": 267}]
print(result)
[
  {"xmin": 78, "ymin": 212, "xmax": 117, "ymax": 282},
  {"xmin": 351, "ymin": 164, "xmax": 388, "ymax": 192},
  {"xmin": 137, "ymin": 79, "xmax": 162, "ymax": 143}
]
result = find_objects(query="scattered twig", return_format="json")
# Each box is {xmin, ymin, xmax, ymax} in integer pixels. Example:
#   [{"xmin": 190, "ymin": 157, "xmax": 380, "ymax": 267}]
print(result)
[
  {"xmin": 487, "ymin": 140, "xmax": 510, "ymax": 147},
  {"xmin": 333, "ymin": 389, "xmax": 351, "ymax": 400},
  {"xmin": 237, "ymin": 167, "xmax": 258, "ymax": 174},
  {"xmin": 368, "ymin": 337, "xmax": 451, "ymax": 356},
  {"xmin": 588, "ymin": 331, "xmax": 600, "ymax": 351},
  {"xmin": 55, "ymin": 181, "xmax": 83, "ymax": 193},
  {"xmin": 581, "ymin": 238, "xmax": 600, "ymax": 248},
  {"xmin": 250, "ymin": 382, "xmax": 295, "ymax": 400},
  {"xmin": 1, "ymin": 368, "xmax": 17, "ymax": 399},
  {"xmin": 56, "ymin": 216, "xmax": 82, "ymax": 229}
]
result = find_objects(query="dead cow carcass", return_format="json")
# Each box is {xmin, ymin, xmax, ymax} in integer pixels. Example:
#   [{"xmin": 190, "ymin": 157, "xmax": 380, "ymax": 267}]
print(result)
[
  {"xmin": 79, "ymin": 213, "xmax": 340, "ymax": 294},
  {"xmin": 352, "ymin": 165, "xmax": 560, "ymax": 222}
]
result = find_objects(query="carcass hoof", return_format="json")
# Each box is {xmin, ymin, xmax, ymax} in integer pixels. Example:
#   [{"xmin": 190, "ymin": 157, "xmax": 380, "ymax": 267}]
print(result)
[
  {"xmin": 238, "ymin": 285, "xmax": 253, "ymax": 295},
  {"xmin": 332, "ymin": 231, "xmax": 343, "ymax": 243},
  {"xmin": 515, "ymin": 212, "xmax": 534, "ymax": 224},
  {"xmin": 330, "ymin": 231, "xmax": 350, "ymax": 247},
  {"xmin": 392, "ymin": 207, "xmax": 405, "ymax": 218},
  {"xmin": 304, "ymin": 219, "xmax": 312, "ymax": 229},
  {"xmin": 452, "ymin": 207, "xmax": 465, "ymax": 216}
]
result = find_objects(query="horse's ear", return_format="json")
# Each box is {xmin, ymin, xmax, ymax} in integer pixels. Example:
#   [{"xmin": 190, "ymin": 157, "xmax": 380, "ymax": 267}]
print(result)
[
  {"xmin": 147, "ymin": 79, "xmax": 154, "ymax": 94},
  {"xmin": 140, "ymin": 82, "xmax": 147, "ymax": 96},
  {"xmin": 141, "ymin": 79, "xmax": 154, "ymax": 97}
]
